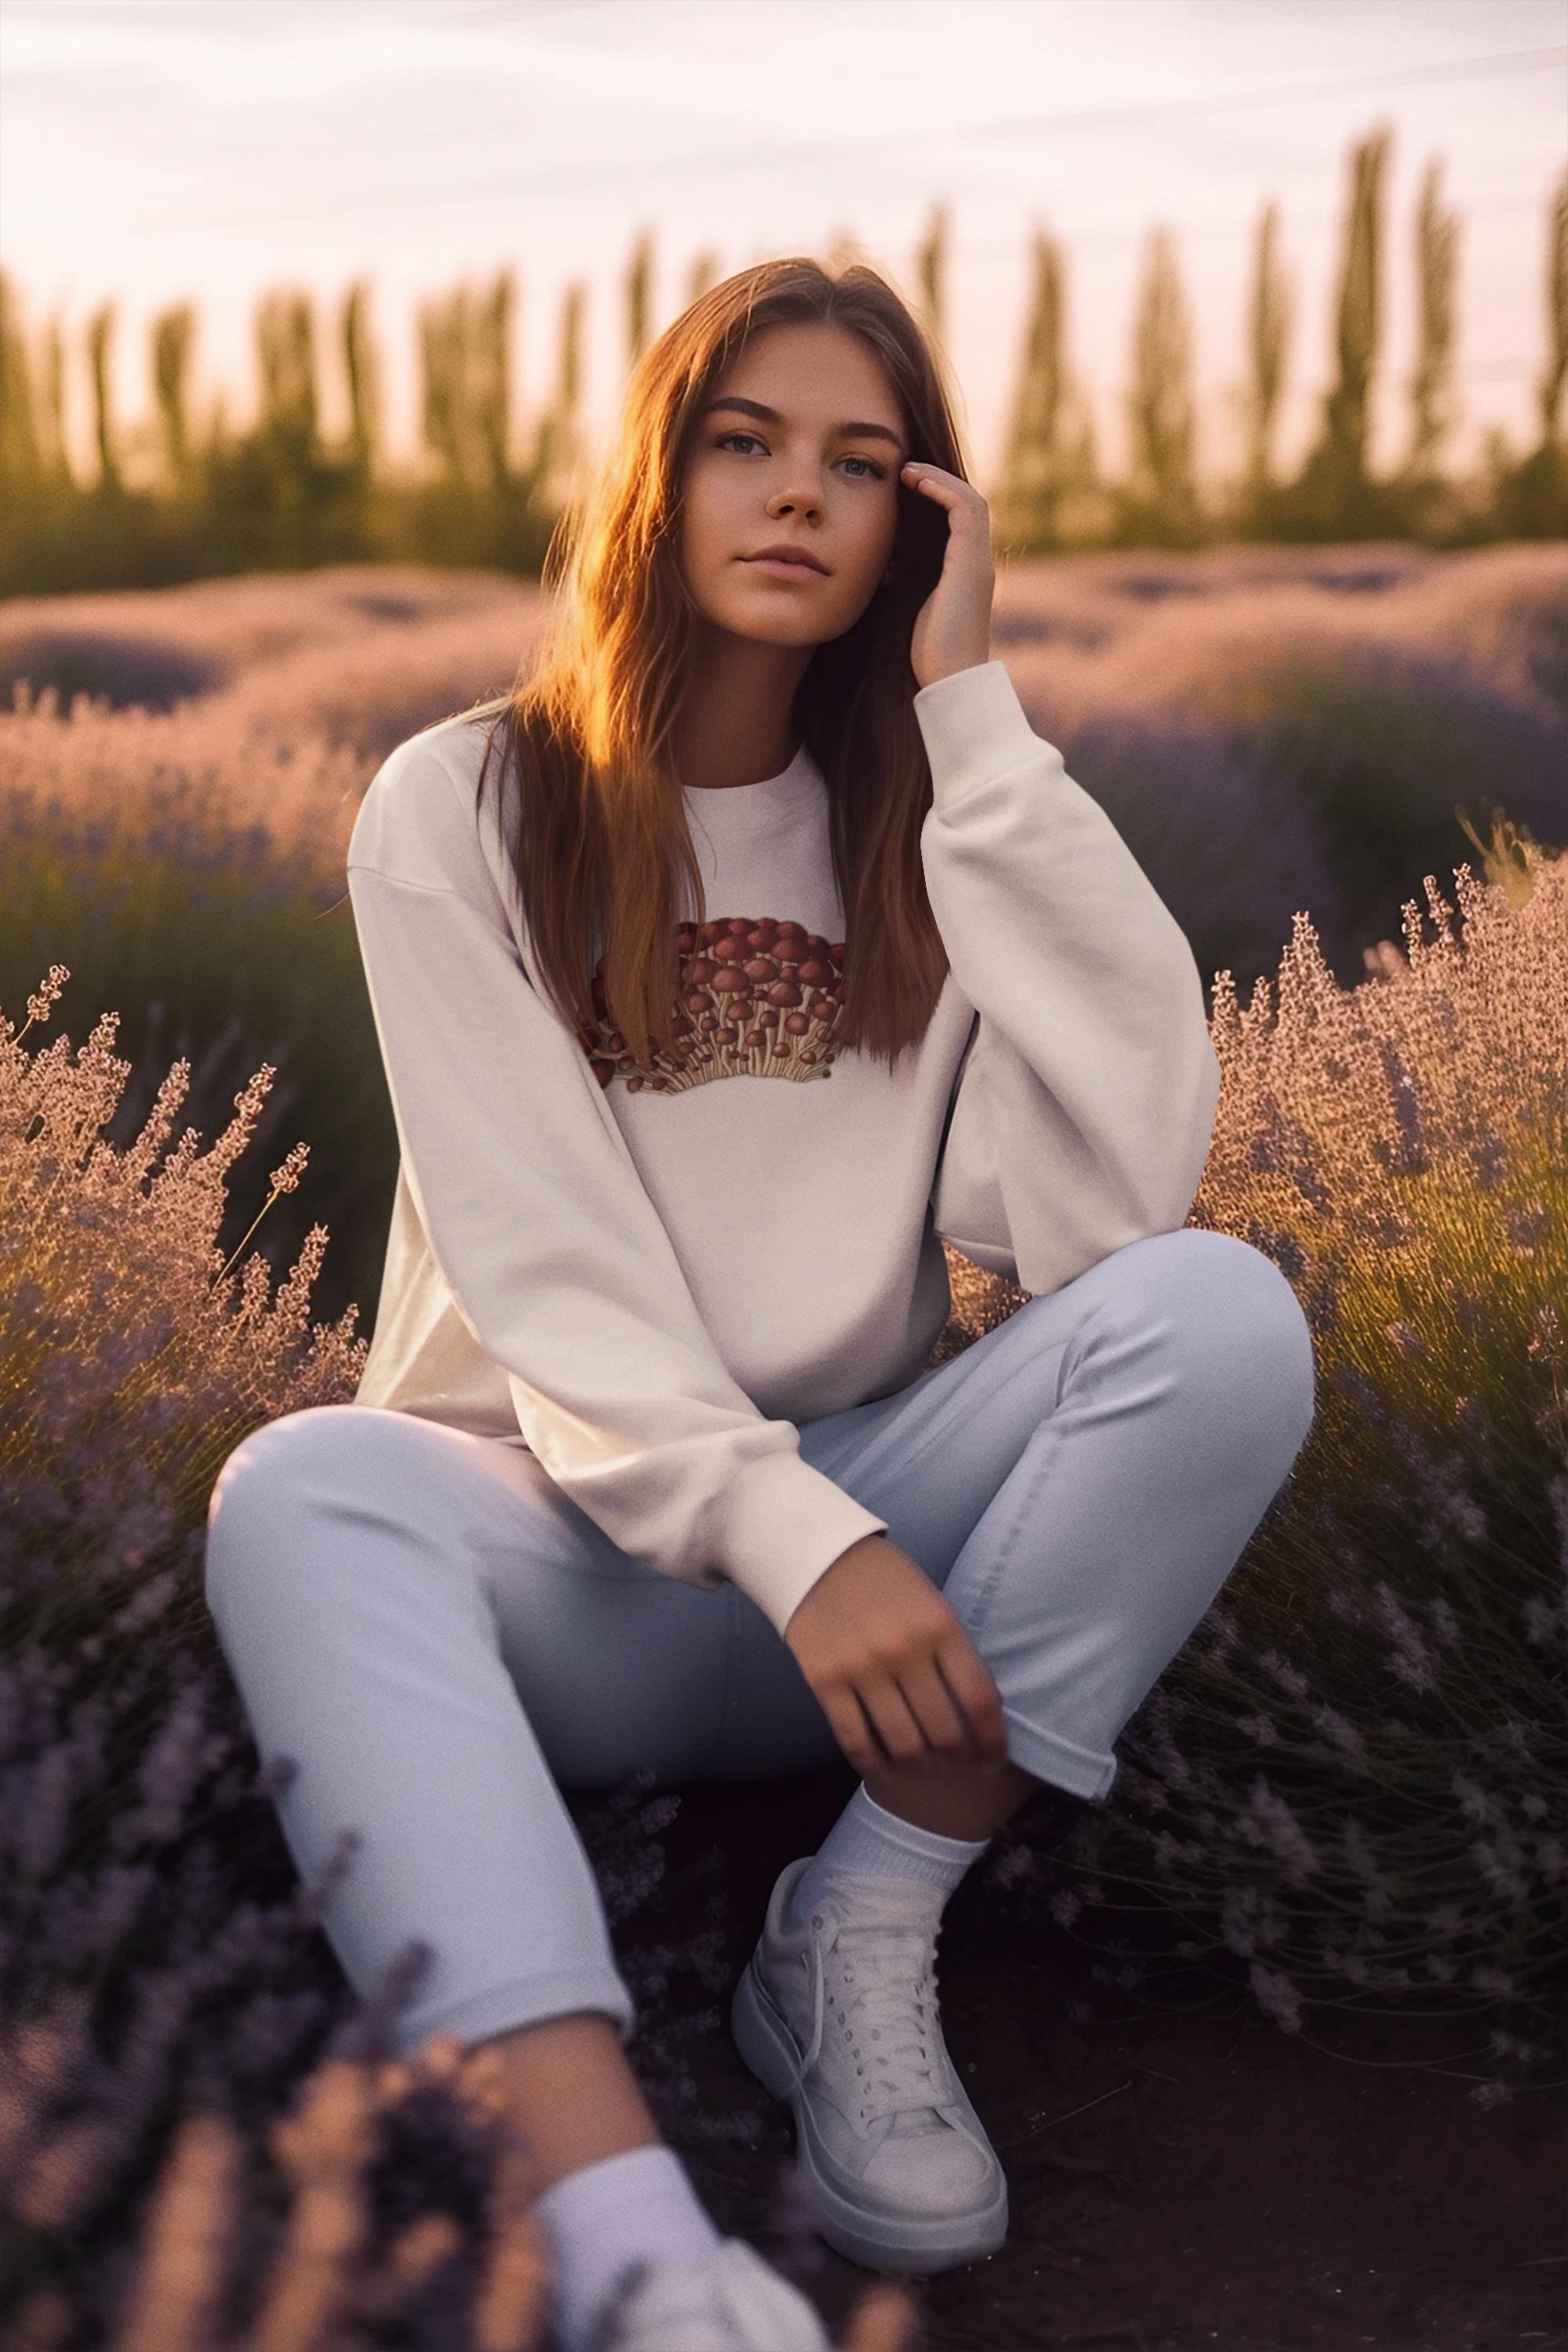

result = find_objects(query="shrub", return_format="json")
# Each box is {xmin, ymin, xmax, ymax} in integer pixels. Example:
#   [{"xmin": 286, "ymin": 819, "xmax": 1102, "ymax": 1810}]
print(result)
[
  {"xmin": 978, "ymin": 820, "xmax": 1566, "ymax": 2096},
  {"xmin": 0, "ymin": 976, "xmax": 914, "ymax": 2346}
]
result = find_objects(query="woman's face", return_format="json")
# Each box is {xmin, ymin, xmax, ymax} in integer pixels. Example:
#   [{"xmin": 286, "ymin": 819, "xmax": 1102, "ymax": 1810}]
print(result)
[{"xmin": 677, "ymin": 320, "xmax": 908, "ymax": 650}]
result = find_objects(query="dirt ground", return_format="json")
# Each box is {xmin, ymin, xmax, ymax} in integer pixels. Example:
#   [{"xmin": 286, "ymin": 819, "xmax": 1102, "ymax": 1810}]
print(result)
[{"xmin": 621, "ymin": 1766, "xmax": 1566, "ymax": 2352}]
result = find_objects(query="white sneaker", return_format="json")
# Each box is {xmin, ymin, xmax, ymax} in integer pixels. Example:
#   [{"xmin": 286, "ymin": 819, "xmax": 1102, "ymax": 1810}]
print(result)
[
  {"xmin": 730, "ymin": 1857, "xmax": 1008, "ymax": 2274},
  {"xmin": 589, "ymin": 2234, "xmax": 834, "ymax": 2351}
]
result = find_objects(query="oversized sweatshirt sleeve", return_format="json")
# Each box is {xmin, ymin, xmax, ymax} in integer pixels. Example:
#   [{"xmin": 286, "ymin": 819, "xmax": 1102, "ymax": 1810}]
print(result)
[
  {"xmin": 915, "ymin": 660, "xmax": 1221, "ymax": 1295},
  {"xmin": 344, "ymin": 729, "xmax": 888, "ymax": 1639}
]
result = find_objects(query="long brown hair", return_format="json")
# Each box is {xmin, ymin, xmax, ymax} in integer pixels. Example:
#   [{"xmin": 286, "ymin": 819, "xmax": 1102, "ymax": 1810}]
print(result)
[{"xmin": 463, "ymin": 255, "xmax": 971, "ymax": 1077}]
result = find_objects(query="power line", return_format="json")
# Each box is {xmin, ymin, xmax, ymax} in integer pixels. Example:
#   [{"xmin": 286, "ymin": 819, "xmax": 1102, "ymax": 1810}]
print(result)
[
  {"xmin": 89, "ymin": 39, "xmax": 1563, "ymax": 231},
  {"xmin": 222, "ymin": 40, "xmax": 1566, "ymax": 220},
  {"xmin": 919, "ymin": 41, "xmax": 1568, "ymax": 148}
]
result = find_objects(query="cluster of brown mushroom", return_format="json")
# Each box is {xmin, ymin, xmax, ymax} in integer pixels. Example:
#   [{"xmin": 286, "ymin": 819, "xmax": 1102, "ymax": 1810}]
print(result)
[{"xmin": 580, "ymin": 916, "xmax": 847, "ymax": 1092}]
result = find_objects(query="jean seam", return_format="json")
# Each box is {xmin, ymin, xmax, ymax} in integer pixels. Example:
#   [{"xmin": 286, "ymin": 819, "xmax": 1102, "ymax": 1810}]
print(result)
[
  {"xmin": 953, "ymin": 1410, "xmax": 1059, "ymax": 1642},
  {"xmin": 824, "ymin": 1301, "xmax": 1072, "ymax": 1512},
  {"xmin": 952, "ymin": 1298, "xmax": 1096, "ymax": 1641}
]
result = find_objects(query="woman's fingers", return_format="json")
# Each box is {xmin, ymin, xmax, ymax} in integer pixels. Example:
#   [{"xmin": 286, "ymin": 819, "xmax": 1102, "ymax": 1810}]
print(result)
[
  {"xmin": 895, "ymin": 1653, "xmax": 975, "ymax": 1759},
  {"xmin": 795, "ymin": 1576, "xmax": 1009, "ymax": 1777},
  {"xmin": 858, "ymin": 1647, "xmax": 1000, "ymax": 1770},
  {"xmin": 855, "ymin": 1672, "xmax": 932, "ymax": 1767},
  {"xmin": 819, "ymin": 1683, "xmax": 881, "ymax": 1780}
]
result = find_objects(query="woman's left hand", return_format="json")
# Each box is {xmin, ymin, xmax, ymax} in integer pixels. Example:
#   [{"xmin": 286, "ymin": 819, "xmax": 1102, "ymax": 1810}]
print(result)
[{"xmin": 900, "ymin": 459, "xmax": 996, "ymax": 690}]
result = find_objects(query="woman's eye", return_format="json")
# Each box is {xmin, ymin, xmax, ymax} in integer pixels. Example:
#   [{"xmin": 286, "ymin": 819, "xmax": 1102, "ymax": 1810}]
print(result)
[{"xmin": 715, "ymin": 431, "xmax": 883, "ymax": 479}]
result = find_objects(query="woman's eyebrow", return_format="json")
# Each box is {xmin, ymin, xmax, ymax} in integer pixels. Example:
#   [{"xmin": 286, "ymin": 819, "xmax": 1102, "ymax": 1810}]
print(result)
[{"xmin": 700, "ymin": 395, "xmax": 905, "ymax": 451}]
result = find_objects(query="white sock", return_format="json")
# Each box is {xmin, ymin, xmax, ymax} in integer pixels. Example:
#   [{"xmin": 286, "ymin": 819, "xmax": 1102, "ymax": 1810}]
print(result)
[
  {"xmin": 783, "ymin": 1784, "xmax": 991, "ymax": 1934},
  {"xmin": 532, "ymin": 2142, "xmax": 723, "ymax": 2351}
]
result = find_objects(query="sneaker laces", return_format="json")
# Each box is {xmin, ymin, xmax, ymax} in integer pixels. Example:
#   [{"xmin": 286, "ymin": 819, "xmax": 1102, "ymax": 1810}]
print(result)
[{"xmin": 781, "ymin": 1907, "xmax": 949, "ymax": 2132}]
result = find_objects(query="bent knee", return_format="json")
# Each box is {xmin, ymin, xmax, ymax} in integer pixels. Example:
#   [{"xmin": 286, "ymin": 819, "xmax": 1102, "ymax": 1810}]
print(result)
[
  {"xmin": 204, "ymin": 1403, "xmax": 385, "ymax": 1599},
  {"xmin": 208, "ymin": 1402, "xmax": 365, "ymax": 1520},
  {"xmin": 1127, "ymin": 1228, "xmax": 1317, "ymax": 1437}
]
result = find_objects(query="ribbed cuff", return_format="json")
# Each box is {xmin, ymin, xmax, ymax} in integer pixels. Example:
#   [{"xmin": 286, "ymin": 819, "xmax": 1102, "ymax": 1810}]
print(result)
[
  {"xmin": 913, "ymin": 659, "xmax": 1049, "ymax": 805},
  {"xmin": 716, "ymin": 1450, "xmax": 889, "ymax": 1639}
]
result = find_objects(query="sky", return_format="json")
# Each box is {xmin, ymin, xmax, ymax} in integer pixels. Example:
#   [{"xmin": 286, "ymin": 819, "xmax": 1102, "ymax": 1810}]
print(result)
[{"xmin": 2, "ymin": 0, "xmax": 1565, "ymax": 490}]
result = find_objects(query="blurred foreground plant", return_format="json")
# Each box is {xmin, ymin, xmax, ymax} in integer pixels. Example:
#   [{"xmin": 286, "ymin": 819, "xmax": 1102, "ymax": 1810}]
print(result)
[{"xmin": 4, "ymin": 2020, "xmax": 917, "ymax": 2351}]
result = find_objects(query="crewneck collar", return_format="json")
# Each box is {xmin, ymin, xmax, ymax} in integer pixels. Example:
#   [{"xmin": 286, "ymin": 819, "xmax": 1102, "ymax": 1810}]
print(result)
[{"xmin": 681, "ymin": 738, "xmax": 821, "ymax": 815}]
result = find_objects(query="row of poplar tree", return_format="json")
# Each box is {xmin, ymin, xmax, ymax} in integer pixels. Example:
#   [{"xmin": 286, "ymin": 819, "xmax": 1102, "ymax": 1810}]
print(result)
[{"xmin": 2, "ymin": 123, "xmax": 1565, "ymax": 597}]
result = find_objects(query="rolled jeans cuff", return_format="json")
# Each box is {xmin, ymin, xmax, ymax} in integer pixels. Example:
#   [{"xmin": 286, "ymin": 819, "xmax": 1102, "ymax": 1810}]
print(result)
[{"xmin": 387, "ymin": 1963, "xmax": 638, "ymax": 2060}]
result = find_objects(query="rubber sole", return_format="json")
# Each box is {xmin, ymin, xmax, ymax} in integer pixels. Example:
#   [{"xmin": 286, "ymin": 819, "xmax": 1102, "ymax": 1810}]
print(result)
[{"xmin": 729, "ymin": 1953, "xmax": 1010, "ymax": 2275}]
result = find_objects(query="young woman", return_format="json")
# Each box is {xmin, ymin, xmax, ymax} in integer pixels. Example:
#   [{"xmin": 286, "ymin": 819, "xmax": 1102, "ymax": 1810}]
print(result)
[{"xmin": 204, "ymin": 259, "xmax": 1317, "ymax": 2352}]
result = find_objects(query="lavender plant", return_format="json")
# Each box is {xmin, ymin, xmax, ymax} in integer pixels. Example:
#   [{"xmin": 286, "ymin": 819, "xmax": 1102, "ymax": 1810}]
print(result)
[
  {"xmin": 975, "ymin": 823, "xmax": 1566, "ymax": 2100},
  {"xmin": 2, "ymin": 543, "xmax": 1563, "ymax": 2335},
  {"xmin": 0, "ymin": 978, "xmax": 915, "ymax": 2345},
  {"xmin": 5, "ymin": 546, "xmax": 1563, "ymax": 1330}
]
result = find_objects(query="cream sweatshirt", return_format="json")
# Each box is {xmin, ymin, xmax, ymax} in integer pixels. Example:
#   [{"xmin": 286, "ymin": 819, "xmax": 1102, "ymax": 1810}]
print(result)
[{"xmin": 344, "ymin": 659, "xmax": 1221, "ymax": 1639}]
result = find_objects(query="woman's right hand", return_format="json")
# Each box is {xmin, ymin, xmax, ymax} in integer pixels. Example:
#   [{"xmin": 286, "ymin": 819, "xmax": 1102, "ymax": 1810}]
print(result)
[{"xmin": 782, "ymin": 1533, "xmax": 1007, "ymax": 1780}]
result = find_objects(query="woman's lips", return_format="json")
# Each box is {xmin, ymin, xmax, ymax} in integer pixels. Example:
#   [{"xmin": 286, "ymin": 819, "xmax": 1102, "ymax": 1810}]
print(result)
[{"xmin": 742, "ymin": 555, "xmax": 827, "ymax": 579}]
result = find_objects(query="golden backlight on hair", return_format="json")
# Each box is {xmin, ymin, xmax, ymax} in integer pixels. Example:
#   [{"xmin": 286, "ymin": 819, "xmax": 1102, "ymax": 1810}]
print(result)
[{"xmin": 460, "ymin": 256, "xmax": 971, "ymax": 1076}]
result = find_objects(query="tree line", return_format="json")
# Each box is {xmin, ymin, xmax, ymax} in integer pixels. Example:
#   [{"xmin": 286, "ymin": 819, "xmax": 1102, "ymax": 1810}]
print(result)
[{"xmin": 2, "ymin": 120, "xmax": 1564, "ymax": 598}]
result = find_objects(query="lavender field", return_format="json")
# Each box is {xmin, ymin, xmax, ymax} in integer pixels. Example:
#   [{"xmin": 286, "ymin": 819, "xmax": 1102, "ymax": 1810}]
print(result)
[{"xmin": 1, "ymin": 541, "xmax": 1565, "ymax": 2350}]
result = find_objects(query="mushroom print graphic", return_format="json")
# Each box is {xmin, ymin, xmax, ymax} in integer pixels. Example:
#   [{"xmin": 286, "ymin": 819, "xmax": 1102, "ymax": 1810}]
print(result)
[{"xmin": 579, "ymin": 917, "xmax": 846, "ymax": 1093}]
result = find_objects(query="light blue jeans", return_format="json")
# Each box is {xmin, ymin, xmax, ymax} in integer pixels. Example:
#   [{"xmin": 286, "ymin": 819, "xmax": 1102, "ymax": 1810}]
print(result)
[{"xmin": 203, "ymin": 1227, "xmax": 1316, "ymax": 2056}]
